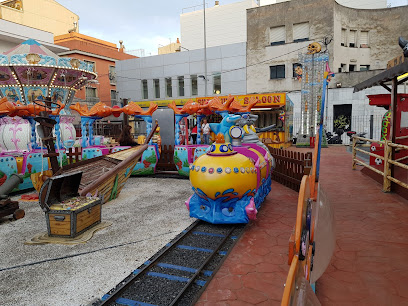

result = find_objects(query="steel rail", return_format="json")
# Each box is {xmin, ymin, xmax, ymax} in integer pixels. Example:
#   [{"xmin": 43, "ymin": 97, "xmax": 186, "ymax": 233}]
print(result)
[
  {"xmin": 100, "ymin": 220, "xmax": 201, "ymax": 305},
  {"xmin": 169, "ymin": 225, "xmax": 237, "ymax": 305}
]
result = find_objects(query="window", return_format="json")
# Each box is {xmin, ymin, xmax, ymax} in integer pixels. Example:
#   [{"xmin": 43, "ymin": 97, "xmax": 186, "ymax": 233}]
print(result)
[
  {"xmin": 165, "ymin": 77, "xmax": 172, "ymax": 97},
  {"xmin": 142, "ymin": 80, "xmax": 148, "ymax": 99},
  {"xmin": 349, "ymin": 64, "xmax": 356, "ymax": 72},
  {"xmin": 360, "ymin": 65, "xmax": 370, "ymax": 71},
  {"xmin": 349, "ymin": 30, "xmax": 356, "ymax": 48},
  {"xmin": 293, "ymin": 63, "xmax": 302, "ymax": 78},
  {"xmin": 269, "ymin": 26, "xmax": 285, "ymax": 46},
  {"xmin": 341, "ymin": 28, "xmax": 346, "ymax": 46},
  {"xmin": 293, "ymin": 22, "xmax": 309, "ymax": 43},
  {"xmin": 154, "ymin": 79, "xmax": 160, "ymax": 98},
  {"xmin": 84, "ymin": 60, "xmax": 96, "ymax": 72},
  {"xmin": 213, "ymin": 73, "xmax": 221, "ymax": 95},
  {"xmin": 110, "ymin": 90, "xmax": 118, "ymax": 104},
  {"xmin": 360, "ymin": 31, "xmax": 369, "ymax": 48},
  {"xmin": 178, "ymin": 76, "xmax": 184, "ymax": 96},
  {"xmin": 86, "ymin": 87, "xmax": 97, "ymax": 101},
  {"xmin": 109, "ymin": 66, "xmax": 116, "ymax": 85},
  {"xmin": 270, "ymin": 65, "xmax": 285, "ymax": 79},
  {"xmin": 191, "ymin": 75, "xmax": 198, "ymax": 96}
]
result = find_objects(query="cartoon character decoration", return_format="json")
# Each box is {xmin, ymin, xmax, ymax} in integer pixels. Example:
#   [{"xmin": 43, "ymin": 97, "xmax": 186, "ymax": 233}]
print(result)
[
  {"xmin": 294, "ymin": 64, "xmax": 303, "ymax": 81},
  {"xmin": 279, "ymin": 110, "xmax": 285, "ymax": 122},
  {"xmin": 208, "ymin": 114, "xmax": 241, "ymax": 143},
  {"xmin": 152, "ymin": 126, "xmax": 162, "ymax": 154}
]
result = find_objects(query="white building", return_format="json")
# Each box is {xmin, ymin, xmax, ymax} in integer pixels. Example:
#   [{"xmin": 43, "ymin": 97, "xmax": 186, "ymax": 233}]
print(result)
[
  {"xmin": 180, "ymin": 0, "xmax": 258, "ymax": 51},
  {"xmin": 0, "ymin": 19, "xmax": 68, "ymax": 54},
  {"xmin": 116, "ymin": 42, "xmax": 247, "ymax": 101}
]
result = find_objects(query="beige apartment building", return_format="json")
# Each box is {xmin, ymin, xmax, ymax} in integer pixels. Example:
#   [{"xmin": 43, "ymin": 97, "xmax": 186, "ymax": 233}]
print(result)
[{"xmin": 0, "ymin": 0, "xmax": 78, "ymax": 36}]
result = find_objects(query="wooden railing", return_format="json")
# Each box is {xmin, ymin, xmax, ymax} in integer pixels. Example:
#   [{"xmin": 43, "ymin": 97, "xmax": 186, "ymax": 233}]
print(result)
[
  {"xmin": 268, "ymin": 147, "xmax": 312, "ymax": 192},
  {"xmin": 352, "ymin": 136, "xmax": 408, "ymax": 192},
  {"xmin": 281, "ymin": 132, "xmax": 322, "ymax": 306}
]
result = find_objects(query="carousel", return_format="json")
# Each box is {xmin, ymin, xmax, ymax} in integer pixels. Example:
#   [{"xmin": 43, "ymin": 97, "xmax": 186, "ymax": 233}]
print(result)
[{"xmin": 0, "ymin": 38, "xmax": 96, "ymax": 191}]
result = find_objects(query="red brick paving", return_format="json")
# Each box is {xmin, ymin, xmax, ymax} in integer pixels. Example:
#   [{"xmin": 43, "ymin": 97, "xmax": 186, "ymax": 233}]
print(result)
[{"xmin": 197, "ymin": 146, "xmax": 408, "ymax": 305}]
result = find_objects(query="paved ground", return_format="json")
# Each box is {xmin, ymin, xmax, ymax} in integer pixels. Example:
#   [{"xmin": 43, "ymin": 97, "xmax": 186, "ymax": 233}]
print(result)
[
  {"xmin": 196, "ymin": 178, "xmax": 299, "ymax": 305},
  {"xmin": 0, "ymin": 177, "xmax": 194, "ymax": 306},
  {"xmin": 198, "ymin": 146, "xmax": 408, "ymax": 305},
  {"xmin": 317, "ymin": 147, "xmax": 408, "ymax": 305}
]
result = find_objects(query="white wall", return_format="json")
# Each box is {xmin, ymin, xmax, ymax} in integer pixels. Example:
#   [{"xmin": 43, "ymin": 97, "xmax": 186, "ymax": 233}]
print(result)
[
  {"xmin": 0, "ymin": 19, "xmax": 68, "ymax": 54},
  {"xmin": 180, "ymin": 0, "xmax": 257, "ymax": 51},
  {"xmin": 261, "ymin": 0, "xmax": 387, "ymax": 9},
  {"xmin": 116, "ymin": 42, "xmax": 247, "ymax": 101},
  {"xmin": 289, "ymin": 85, "xmax": 398, "ymax": 143},
  {"xmin": 335, "ymin": 0, "xmax": 387, "ymax": 9}
]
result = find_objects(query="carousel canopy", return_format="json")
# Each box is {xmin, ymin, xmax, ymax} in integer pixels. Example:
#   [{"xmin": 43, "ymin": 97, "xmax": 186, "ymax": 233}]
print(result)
[{"xmin": 0, "ymin": 39, "xmax": 97, "ymax": 114}]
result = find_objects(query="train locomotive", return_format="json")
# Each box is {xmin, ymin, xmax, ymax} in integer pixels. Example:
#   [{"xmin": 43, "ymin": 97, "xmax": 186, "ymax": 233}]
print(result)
[{"xmin": 185, "ymin": 116, "xmax": 274, "ymax": 224}]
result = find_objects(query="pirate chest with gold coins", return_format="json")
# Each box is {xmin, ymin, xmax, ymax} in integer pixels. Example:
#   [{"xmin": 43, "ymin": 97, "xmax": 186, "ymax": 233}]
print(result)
[{"xmin": 39, "ymin": 171, "xmax": 102, "ymax": 238}]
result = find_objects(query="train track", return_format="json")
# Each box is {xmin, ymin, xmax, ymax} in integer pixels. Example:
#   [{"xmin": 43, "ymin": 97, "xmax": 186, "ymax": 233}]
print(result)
[{"xmin": 97, "ymin": 220, "xmax": 246, "ymax": 306}]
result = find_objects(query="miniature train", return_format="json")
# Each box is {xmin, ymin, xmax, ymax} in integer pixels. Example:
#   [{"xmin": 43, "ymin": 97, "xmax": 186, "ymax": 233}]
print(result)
[{"xmin": 185, "ymin": 115, "xmax": 275, "ymax": 224}]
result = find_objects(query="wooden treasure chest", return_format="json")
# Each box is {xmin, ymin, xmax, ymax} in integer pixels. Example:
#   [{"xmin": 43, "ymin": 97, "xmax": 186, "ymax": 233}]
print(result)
[{"xmin": 39, "ymin": 171, "xmax": 102, "ymax": 238}]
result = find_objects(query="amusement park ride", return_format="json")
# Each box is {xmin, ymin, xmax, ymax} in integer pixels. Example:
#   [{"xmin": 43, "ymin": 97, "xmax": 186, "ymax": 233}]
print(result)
[{"xmin": 0, "ymin": 38, "xmax": 337, "ymax": 304}]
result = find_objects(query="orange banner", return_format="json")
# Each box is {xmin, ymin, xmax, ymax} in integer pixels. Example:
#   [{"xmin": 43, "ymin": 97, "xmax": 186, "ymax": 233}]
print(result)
[{"xmin": 196, "ymin": 93, "xmax": 286, "ymax": 107}]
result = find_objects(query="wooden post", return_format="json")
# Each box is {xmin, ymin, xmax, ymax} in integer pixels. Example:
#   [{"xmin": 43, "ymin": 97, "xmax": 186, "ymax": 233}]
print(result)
[
  {"xmin": 123, "ymin": 98, "xmax": 129, "ymax": 127},
  {"xmin": 352, "ymin": 136, "xmax": 357, "ymax": 170},
  {"xmin": 389, "ymin": 77, "xmax": 398, "ymax": 191},
  {"xmin": 383, "ymin": 140, "xmax": 392, "ymax": 192}
]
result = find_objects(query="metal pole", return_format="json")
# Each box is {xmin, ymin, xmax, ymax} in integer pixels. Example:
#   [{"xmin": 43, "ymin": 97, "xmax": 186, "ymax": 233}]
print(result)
[
  {"xmin": 389, "ymin": 77, "xmax": 398, "ymax": 191},
  {"xmin": 203, "ymin": 0, "xmax": 208, "ymax": 97}
]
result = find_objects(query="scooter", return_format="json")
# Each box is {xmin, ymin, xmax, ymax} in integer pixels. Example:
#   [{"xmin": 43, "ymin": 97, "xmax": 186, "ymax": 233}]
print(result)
[
  {"xmin": 326, "ymin": 129, "xmax": 344, "ymax": 144},
  {"xmin": 346, "ymin": 131, "xmax": 367, "ymax": 144}
]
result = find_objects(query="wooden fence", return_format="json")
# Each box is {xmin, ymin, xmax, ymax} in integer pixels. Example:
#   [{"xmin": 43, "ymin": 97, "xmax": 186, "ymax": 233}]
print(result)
[
  {"xmin": 157, "ymin": 145, "xmax": 177, "ymax": 172},
  {"xmin": 66, "ymin": 147, "xmax": 82, "ymax": 164},
  {"xmin": 352, "ymin": 135, "xmax": 408, "ymax": 193},
  {"xmin": 268, "ymin": 147, "xmax": 312, "ymax": 192}
]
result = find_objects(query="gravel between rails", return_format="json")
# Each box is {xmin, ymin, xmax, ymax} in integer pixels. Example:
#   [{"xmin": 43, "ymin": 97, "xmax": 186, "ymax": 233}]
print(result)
[{"xmin": 0, "ymin": 177, "xmax": 195, "ymax": 306}]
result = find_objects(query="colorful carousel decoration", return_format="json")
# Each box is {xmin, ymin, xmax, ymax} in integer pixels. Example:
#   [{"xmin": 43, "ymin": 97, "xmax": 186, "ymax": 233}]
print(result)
[{"xmin": 0, "ymin": 39, "xmax": 96, "ymax": 191}]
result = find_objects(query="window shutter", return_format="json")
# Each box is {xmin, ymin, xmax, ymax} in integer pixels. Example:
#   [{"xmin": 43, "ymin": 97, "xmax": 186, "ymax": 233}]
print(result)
[
  {"xmin": 349, "ymin": 30, "xmax": 356, "ymax": 44},
  {"xmin": 293, "ymin": 22, "xmax": 309, "ymax": 41},
  {"xmin": 341, "ymin": 29, "xmax": 346, "ymax": 45},
  {"xmin": 360, "ymin": 31, "xmax": 368, "ymax": 46},
  {"xmin": 270, "ymin": 26, "xmax": 285, "ymax": 43}
]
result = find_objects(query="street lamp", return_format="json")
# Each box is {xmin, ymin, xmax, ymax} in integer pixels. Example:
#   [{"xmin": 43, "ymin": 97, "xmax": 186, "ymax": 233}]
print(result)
[{"xmin": 203, "ymin": 0, "xmax": 208, "ymax": 98}]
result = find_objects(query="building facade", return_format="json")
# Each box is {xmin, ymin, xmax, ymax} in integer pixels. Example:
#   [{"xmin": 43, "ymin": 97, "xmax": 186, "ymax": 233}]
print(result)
[
  {"xmin": 54, "ymin": 32, "xmax": 137, "ymax": 107},
  {"xmin": 0, "ymin": 19, "xmax": 68, "ymax": 53},
  {"xmin": 0, "ymin": 0, "xmax": 79, "ymax": 36},
  {"xmin": 116, "ymin": 42, "xmax": 247, "ymax": 102},
  {"xmin": 246, "ymin": 0, "xmax": 408, "ymax": 140},
  {"xmin": 180, "ymin": 0, "xmax": 258, "ymax": 51}
]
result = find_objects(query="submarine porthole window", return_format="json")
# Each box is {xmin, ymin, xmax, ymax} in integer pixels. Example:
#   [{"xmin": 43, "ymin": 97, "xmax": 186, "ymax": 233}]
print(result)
[
  {"xmin": 234, "ymin": 167, "xmax": 239, "ymax": 173},
  {"xmin": 210, "ymin": 144, "xmax": 216, "ymax": 152},
  {"xmin": 220, "ymin": 145, "xmax": 228, "ymax": 152},
  {"xmin": 200, "ymin": 204, "xmax": 210, "ymax": 213},
  {"xmin": 222, "ymin": 206, "xmax": 235, "ymax": 217}
]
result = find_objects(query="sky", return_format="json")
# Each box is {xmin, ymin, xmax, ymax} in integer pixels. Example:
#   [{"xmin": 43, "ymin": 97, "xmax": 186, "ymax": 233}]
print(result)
[
  {"xmin": 57, "ymin": 0, "xmax": 406, "ymax": 57},
  {"xmin": 57, "ymin": 0, "xmax": 240, "ymax": 56}
]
